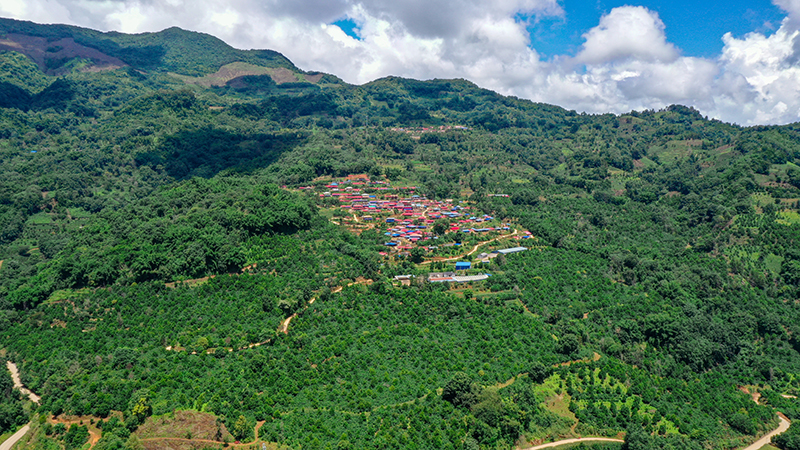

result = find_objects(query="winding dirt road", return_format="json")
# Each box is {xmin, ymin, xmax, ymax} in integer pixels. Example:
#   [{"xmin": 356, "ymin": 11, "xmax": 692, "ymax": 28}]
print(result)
[
  {"xmin": 6, "ymin": 361, "xmax": 40, "ymax": 404},
  {"xmin": 519, "ymin": 437, "xmax": 623, "ymax": 450},
  {"xmin": 0, "ymin": 425, "xmax": 30, "ymax": 450},
  {"xmin": 2, "ymin": 362, "xmax": 40, "ymax": 450},
  {"xmin": 741, "ymin": 413, "xmax": 791, "ymax": 450}
]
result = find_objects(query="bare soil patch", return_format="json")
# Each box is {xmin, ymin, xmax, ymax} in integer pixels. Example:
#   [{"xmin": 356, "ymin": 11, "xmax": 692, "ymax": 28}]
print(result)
[
  {"xmin": 136, "ymin": 410, "xmax": 232, "ymax": 442},
  {"xmin": 174, "ymin": 63, "xmax": 306, "ymax": 87},
  {"xmin": 0, "ymin": 34, "xmax": 125, "ymax": 75},
  {"xmin": 48, "ymin": 415, "xmax": 102, "ymax": 449},
  {"xmin": 305, "ymin": 73, "xmax": 324, "ymax": 83}
]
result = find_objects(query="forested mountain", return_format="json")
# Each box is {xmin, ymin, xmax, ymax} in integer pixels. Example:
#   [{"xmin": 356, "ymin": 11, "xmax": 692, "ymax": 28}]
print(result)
[{"xmin": 0, "ymin": 16, "xmax": 799, "ymax": 450}]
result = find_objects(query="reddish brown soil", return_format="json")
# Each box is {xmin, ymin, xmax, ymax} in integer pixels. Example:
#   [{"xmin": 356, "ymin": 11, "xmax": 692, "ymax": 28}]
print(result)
[{"xmin": 0, "ymin": 34, "xmax": 125, "ymax": 75}]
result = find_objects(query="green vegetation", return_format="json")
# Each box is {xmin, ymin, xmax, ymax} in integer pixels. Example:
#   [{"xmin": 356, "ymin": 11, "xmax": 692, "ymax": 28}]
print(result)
[{"xmin": 0, "ymin": 17, "xmax": 799, "ymax": 450}]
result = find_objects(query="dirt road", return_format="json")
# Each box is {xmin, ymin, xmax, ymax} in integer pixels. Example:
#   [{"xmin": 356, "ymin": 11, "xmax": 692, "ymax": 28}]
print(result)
[
  {"xmin": 421, "ymin": 229, "xmax": 519, "ymax": 265},
  {"xmin": 280, "ymin": 280, "xmax": 365, "ymax": 334},
  {"xmin": 519, "ymin": 437, "xmax": 624, "ymax": 449},
  {"xmin": 2, "ymin": 362, "xmax": 41, "ymax": 450},
  {"xmin": 740, "ymin": 414, "xmax": 791, "ymax": 450},
  {"xmin": 0, "ymin": 425, "xmax": 30, "ymax": 450},
  {"xmin": 6, "ymin": 361, "xmax": 40, "ymax": 404}
]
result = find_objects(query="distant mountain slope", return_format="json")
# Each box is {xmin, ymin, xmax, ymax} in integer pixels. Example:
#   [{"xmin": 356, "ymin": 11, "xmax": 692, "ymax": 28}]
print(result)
[
  {"xmin": 0, "ymin": 17, "xmax": 300, "ymax": 76},
  {"xmin": 0, "ymin": 17, "xmax": 799, "ymax": 450}
]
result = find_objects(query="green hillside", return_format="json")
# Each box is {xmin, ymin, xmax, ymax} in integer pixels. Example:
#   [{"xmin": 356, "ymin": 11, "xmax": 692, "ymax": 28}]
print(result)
[
  {"xmin": 0, "ymin": 17, "xmax": 300, "ymax": 76},
  {"xmin": 0, "ymin": 19, "xmax": 799, "ymax": 450}
]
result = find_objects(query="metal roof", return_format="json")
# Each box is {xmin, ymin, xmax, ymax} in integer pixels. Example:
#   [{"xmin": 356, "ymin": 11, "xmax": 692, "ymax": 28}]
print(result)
[
  {"xmin": 493, "ymin": 247, "xmax": 528, "ymax": 254},
  {"xmin": 452, "ymin": 274, "xmax": 490, "ymax": 283}
]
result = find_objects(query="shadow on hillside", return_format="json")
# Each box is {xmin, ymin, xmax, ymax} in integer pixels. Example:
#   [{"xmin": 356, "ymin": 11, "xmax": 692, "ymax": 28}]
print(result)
[{"xmin": 134, "ymin": 127, "xmax": 308, "ymax": 180}]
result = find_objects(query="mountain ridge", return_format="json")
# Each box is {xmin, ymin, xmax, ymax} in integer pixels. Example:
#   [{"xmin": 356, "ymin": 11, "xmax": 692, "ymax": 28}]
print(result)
[{"xmin": 0, "ymin": 16, "xmax": 799, "ymax": 450}]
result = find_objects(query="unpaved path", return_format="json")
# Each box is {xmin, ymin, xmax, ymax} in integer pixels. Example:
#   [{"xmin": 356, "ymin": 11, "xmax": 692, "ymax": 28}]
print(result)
[
  {"xmin": 0, "ymin": 424, "xmax": 30, "ymax": 450},
  {"xmin": 421, "ymin": 229, "xmax": 519, "ymax": 265},
  {"xmin": 280, "ymin": 280, "xmax": 367, "ymax": 334},
  {"xmin": 2, "ymin": 362, "xmax": 41, "ymax": 450},
  {"xmin": 166, "ymin": 282, "xmax": 354, "ymax": 353},
  {"xmin": 740, "ymin": 413, "xmax": 790, "ymax": 450},
  {"xmin": 6, "ymin": 361, "xmax": 40, "ymax": 404},
  {"xmin": 519, "ymin": 437, "xmax": 623, "ymax": 449}
]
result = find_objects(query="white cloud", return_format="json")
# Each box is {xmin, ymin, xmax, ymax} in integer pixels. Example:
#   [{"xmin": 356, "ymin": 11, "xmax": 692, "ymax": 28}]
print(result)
[
  {"xmin": 774, "ymin": 0, "xmax": 800, "ymax": 29},
  {"xmin": 715, "ymin": 23, "xmax": 800, "ymax": 124},
  {"xmin": 4, "ymin": 1, "xmax": 800, "ymax": 124},
  {"xmin": 576, "ymin": 6, "xmax": 678, "ymax": 64},
  {"xmin": 0, "ymin": 0, "xmax": 73, "ymax": 25}
]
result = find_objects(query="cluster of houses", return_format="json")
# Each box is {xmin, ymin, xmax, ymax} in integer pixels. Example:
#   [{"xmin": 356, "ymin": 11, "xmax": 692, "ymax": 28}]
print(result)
[
  {"xmin": 288, "ymin": 175, "xmax": 538, "ymax": 259},
  {"xmin": 389, "ymin": 125, "xmax": 471, "ymax": 134},
  {"xmin": 391, "ymin": 247, "xmax": 529, "ymax": 285}
]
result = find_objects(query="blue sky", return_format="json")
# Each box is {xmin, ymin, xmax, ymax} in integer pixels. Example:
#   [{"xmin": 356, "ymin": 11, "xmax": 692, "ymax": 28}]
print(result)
[
  {"xmin": 2, "ymin": 0, "xmax": 800, "ymax": 125},
  {"xmin": 335, "ymin": 0, "xmax": 788, "ymax": 59},
  {"xmin": 528, "ymin": 0, "xmax": 786, "ymax": 57}
]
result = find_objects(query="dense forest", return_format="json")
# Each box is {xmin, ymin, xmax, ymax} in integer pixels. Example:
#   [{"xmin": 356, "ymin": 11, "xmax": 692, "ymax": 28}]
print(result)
[{"xmin": 0, "ymin": 16, "xmax": 799, "ymax": 450}]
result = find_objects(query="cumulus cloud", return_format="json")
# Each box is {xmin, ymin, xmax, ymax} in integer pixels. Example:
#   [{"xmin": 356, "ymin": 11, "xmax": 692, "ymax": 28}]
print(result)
[
  {"xmin": 774, "ymin": 0, "xmax": 800, "ymax": 29},
  {"xmin": 3, "ymin": 0, "xmax": 800, "ymax": 124},
  {"xmin": 716, "ymin": 24, "xmax": 800, "ymax": 124},
  {"xmin": 576, "ymin": 6, "xmax": 678, "ymax": 64}
]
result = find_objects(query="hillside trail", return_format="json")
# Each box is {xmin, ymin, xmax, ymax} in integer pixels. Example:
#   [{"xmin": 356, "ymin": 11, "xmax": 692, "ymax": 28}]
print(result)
[
  {"xmin": 2, "ymin": 362, "xmax": 41, "ymax": 450},
  {"xmin": 420, "ymin": 229, "xmax": 519, "ymax": 265},
  {"xmin": 731, "ymin": 386, "xmax": 793, "ymax": 450},
  {"xmin": 0, "ymin": 425, "xmax": 30, "ymax": 450},
  {"xmin": 6, "ymin": 361, "xmax": 40, "ymax": 403},
  {"xmin": 518, "ymin": 437, "xmax": 624, "ymax": 450},
  {"xmin": 165, "ymin": 281, "xmax": 357, "ymax": 354},
  {"xmin": 279, "ymin": 279, "xmax": 369, "ymax": 334},
  {"xmin": 740, "ymin": 413, "xmax": 790, "ymax": 450}
]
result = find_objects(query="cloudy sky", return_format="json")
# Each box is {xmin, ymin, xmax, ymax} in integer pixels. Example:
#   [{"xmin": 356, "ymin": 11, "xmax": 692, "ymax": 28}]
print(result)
[{"xmin": 2, "ymin": 0, "xmax": 800, "ymax": 125}]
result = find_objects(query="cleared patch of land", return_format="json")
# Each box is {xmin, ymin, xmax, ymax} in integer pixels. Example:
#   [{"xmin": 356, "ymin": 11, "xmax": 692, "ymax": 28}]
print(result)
[
  {"xmin": 0, "ymin": 33, "xmax": 126, "ymax": 75},
  {"xmin": 171, "ymin": 62, "xmax": 314, "ymax": 87},
  {"xmin": 136, "ymin": 410, "xmax": 233, "ymax": 442}
]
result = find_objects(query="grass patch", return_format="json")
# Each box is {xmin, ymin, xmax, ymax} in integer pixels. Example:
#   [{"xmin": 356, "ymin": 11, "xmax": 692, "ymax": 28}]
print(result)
[
  {"xmin": 751, "ymin": 193, "xmax": 775, "ymax": 208},
  {"xmin": 535, "ymin": 374, "xmax": 577, "ymax": 423},
  {"xmin": 45, "ymin": 288, "xmax": 92, "ymax": 304},
  {"xmin": 636, "ymin": 157, "xmax": 658, "ymax": 170},
  {"xmin": 777, "ymin": 211, "xmax": 800, "ymax": 225},
  {"xmin": 26, "ymin": 213, "xmax": 54, "ymax": 225},
  {"xmin": 764, "ymin": 254, "xmax": 784, "ymax": 274}
]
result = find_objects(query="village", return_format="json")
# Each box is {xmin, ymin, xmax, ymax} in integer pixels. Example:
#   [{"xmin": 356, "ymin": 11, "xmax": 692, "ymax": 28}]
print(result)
[{"xmin": 287, "ymin": 174, "xmax": 541, "ymax": 288}]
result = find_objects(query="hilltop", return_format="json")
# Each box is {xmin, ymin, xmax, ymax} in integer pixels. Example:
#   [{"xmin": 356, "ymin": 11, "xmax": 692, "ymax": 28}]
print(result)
[{"xmin": 0, "ymin": 18, "xmax": 799, "ymax": 450}]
